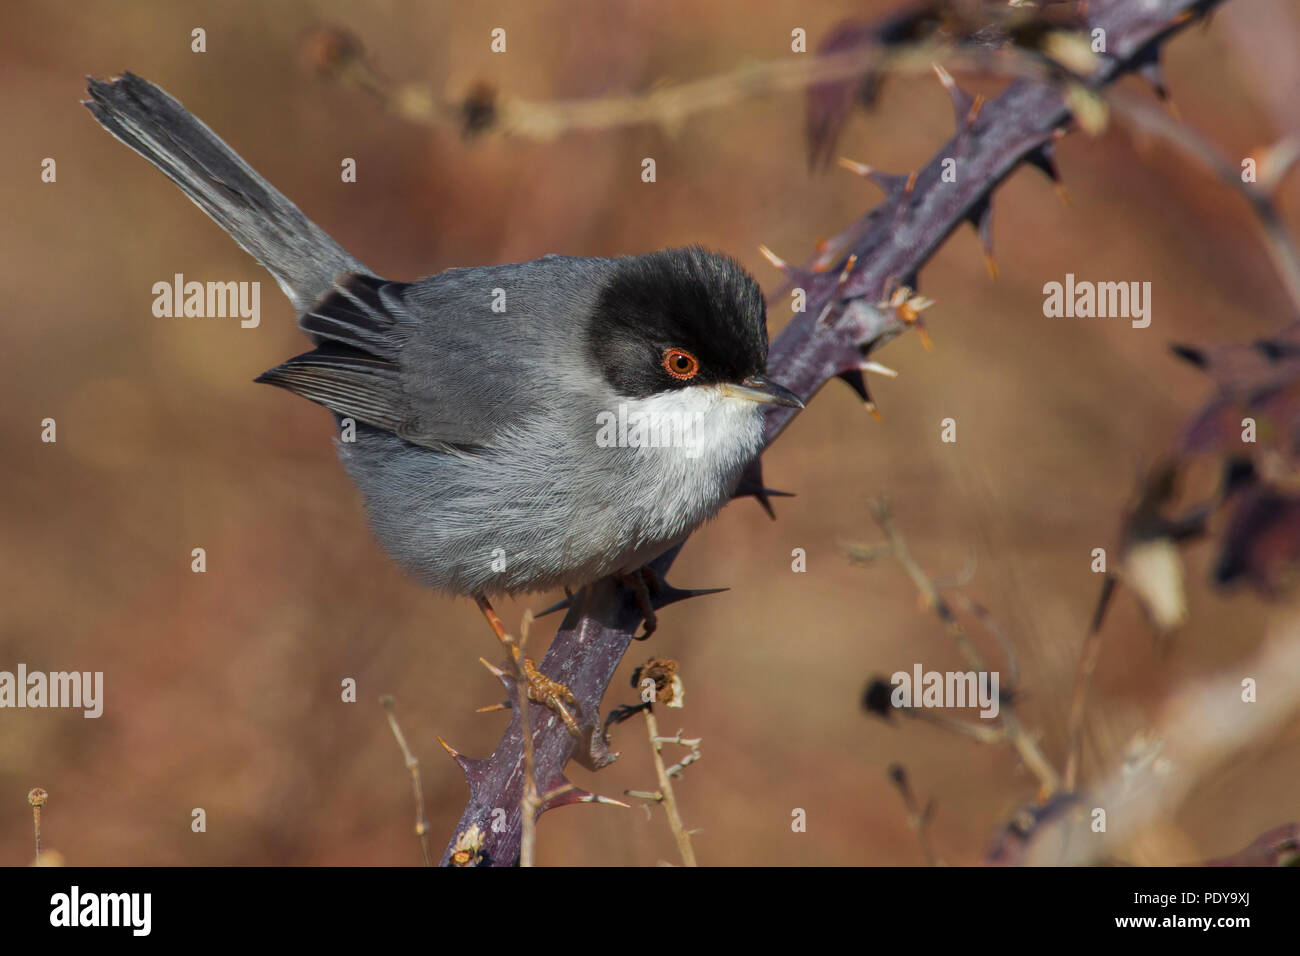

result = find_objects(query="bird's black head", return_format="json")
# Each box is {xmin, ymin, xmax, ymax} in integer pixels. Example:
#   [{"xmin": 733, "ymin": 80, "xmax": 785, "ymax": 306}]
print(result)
[{"xmin": 586, "ymin": 247, "xmax": 779, "ymax": 399}]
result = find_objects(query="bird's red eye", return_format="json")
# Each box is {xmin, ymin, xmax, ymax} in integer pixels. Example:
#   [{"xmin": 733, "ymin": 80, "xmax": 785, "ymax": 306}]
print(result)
[{"xmin": 662, "ymin": 348, "xmax": 700, "ymax": 380}]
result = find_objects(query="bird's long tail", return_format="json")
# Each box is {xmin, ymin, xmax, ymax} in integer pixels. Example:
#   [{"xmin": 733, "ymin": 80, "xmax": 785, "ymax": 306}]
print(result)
[{"xmin": 84, "ymin": 72, "xmax": 366, "ymax": 315}]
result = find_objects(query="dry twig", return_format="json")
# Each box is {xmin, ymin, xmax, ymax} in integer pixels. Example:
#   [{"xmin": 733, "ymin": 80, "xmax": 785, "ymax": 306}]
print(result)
[
  {"xmin": 381, "ymin": 697, "xmax": 433, "ymax": 866},
  {"xmin": 854, "ymin": 497, "xmax": 1062, "ymax": 795},
  {"xmin": 1107, "ymin": 89, "xmax": 1300, "ymax": 313},
  {"xmin": 888, "ymin": 765, "xmax": 941, "ymax": 865},
  {"xmin": 28, "ymin": 788, "xmax": 47, "ymax": 865}
]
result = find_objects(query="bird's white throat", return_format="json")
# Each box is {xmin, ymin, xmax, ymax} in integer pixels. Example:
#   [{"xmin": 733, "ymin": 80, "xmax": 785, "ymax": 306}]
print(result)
[{"xmin": 594, "ymin": 385, "xmax": 765, "ymax": 465}]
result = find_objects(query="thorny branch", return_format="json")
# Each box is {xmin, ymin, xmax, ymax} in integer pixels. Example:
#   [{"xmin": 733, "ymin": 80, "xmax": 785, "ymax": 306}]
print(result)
[{"xmin": 434, "ymin": 0, "xmax": 1223, "ymax": 865}]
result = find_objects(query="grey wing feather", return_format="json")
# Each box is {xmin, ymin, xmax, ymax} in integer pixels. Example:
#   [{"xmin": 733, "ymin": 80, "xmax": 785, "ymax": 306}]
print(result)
[
  {"xmin": 256, "ymin": 346, "xmax": 408, "ymax": 436},
  {"xmin": 392, "ymin": 256, "xmax": 617, "ymax": 445},
  {"xmin": 300, "ymin": 273, "xmax": 404, "ymax": 359},
  {"xmin": 270, "ymin": 256, "xmax": 620, "ymax": 449}
]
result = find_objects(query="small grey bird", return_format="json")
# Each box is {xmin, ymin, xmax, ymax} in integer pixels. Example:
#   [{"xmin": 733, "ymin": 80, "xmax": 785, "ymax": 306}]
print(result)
[{"xmin": 85, "ymin": 73, "xmax": 801, "ymax": 650}]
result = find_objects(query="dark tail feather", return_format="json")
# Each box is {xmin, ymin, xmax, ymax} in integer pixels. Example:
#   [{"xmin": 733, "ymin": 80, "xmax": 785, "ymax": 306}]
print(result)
[{"xmin": 84, "ymin": 72, "xmax": 366, "ymax": 316}]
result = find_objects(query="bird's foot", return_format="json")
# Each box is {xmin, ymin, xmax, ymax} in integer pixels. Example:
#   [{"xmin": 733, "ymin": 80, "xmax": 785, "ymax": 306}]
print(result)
[
  {"xmin": 618, "ymin": 567, "xmax": 662, "ymax": 640},
  {"xmin": 478, "ymin": 656, "xmax": 582, "ymax": 739},
  {"xmin": 474, "ymin": 595, "xmax": 582, "ymax": 739},
  {"xmin": 521, "ymin": 657, "xmax": 581, "ymax": 738}
]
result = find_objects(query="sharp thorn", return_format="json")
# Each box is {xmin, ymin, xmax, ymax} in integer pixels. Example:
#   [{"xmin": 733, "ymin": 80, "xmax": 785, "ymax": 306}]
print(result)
[
  {"xmin": 732, "ymin": 477, "xmax": 794, "ymax": 520},
  {"xmin": 889, "ymin": 289, "xmax": 935, "ymax": 326},
  {"xmin": 475, "ymin": 702, "xmax": 510, "ymax": 714},
  {"xmin": 838, "ymin": 367, "xmax": 871, "ymax": 404},
  {"xmin": 837, "ymin": 157, "xmax": 909, "ymax": 195},
  {"xmin": 732, "ymin": 461, "xmax": 793, "ymax": 519},
  {"xmin": 837, "ymin": 253, "xmax": 859, "ymax": 290},
  {"xmin": 1170, "ymin": 344, "xmax": 1208, "ymax": 369},
  {"xmin": 860, "ymin": 360, "xmax": 899, "ymax": 378},
  {"xmin": 839, "ymin": 368, "xmax": 886, "ymax": 420},
  {"xmin": 539, "ymin": 782, "xmax": 633, "ymax": 812},
  {"xmin": 438, "ymin": 737, "xmax": 488, "ymax": 785},
  {"xmin": 1024, "ymin": 143, "xmax": 1061, "ymax": 183},
  {"xmin": 842, "ymin": 369, "xmax": 883, "ymax": 421},
  {"xmin": 757, "ymin": 244, "xmax": 790, "ymax": 273},
  {"xmin": 534, "ymin": 594, "xmax": 572, "ymax": 618},
  {"xmin": 538, "ymin": 781, "xmax": 579, "ymax": 811},
  {"xmin": 931, "ymin": 62, "xmax": 976, "ymax": 131},
  {"xmin": 916, "ymin": 324, "xmax": 935, "ymax": 352},
  {"xmin": 478, "ymin": 656, "xmax": 509, "ymax": 682},
  {"xmin": 652, "ymin": 583, "xmax": 729, "ymax": 610},
  {"xmin": 1137, "ymin": 59, "xmax": 1169, "ymax": 102},
  {"xmin": 584, "ymin": 793, "xmax": 632, "ymax": 808},
  {"xmin": 737, "ymin": 485, "xmax": 795, "ymax": 519},
  {"xmin": 966, "ymin": 197, "xmax": 995, "ymax": 277},
  {"xmin": 837, "ymin": 156, "xmax": 872, "ymax": 176}
]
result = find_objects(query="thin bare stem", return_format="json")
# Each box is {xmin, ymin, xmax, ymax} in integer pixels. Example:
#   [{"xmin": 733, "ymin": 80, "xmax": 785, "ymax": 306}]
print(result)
[
  {"xmin": 28, "ymin": 788, "xmax": 46, "ymax": 865},
  {"xmin": 1063, "ymin": 575, "xmax": 1118, "ymax": 791},
  {"xmin": 643, "ymin": 708, "xmax": 697, "ymax": 866},
  {"xmin": 512, "ymin": 612, "xmax": 541, "ymax": 868},
  {"xmin": 909, "ymin": 707, "xmax": 1008, "ymax": 743},
  {"xmin": 329, "ymin": 36, "xmax": 1053, "ymax": 141},
  {"xmin": 1107, "ymin": 89, "xmax": 1300, "ymax": 313},
  {"xmin": 381, "ymin": 698, "xmax": 432, "ymax": 866},
  {"xmin": 867, "ymin": 498, "xmax": 1062, "ymax": 795},
  {"xmin": 887, "ymin": 766, "xmax": 940, "ymax": 865}
]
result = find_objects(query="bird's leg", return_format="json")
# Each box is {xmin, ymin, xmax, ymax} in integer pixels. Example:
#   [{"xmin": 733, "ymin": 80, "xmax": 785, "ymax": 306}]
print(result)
[
  {"xmin": 474, "ymin": 595, "xmax": 581, "ymax": 739},
  {"xmin": 618, "ymin": 567, "xmax": 662, "ymax": 640},
  {"xmin": 475, "ymin": 594, "xmax": 512, "ymax": 645}
]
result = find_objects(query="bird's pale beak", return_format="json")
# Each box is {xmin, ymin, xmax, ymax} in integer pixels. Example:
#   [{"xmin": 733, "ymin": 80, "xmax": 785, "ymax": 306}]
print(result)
[{"xmin": 721, "ymin": 375, "xmax": 805, "ymax": 409}]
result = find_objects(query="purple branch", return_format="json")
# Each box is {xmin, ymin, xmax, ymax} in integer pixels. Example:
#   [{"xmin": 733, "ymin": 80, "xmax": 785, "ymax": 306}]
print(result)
[{"xmin": 440, "ymin": 0, "xmax": 1223, "ymax": 866}]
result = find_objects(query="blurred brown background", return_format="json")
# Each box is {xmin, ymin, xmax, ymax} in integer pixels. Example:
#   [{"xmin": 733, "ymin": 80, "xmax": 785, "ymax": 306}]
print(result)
[{"xmin": 2, "ymin": 0, "xmax": 1298, "ymax": 865}]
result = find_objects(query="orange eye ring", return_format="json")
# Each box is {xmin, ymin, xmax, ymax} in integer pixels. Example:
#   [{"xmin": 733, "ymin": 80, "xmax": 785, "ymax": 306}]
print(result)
[{"xmin": 662, "ymin": 348, "xmax": 700, "ymax": 381}]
